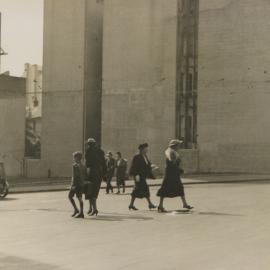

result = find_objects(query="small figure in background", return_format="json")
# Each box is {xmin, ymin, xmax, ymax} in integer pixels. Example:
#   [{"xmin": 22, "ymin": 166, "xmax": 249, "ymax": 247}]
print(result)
[
  {"xmin": 0, "ymin": 161, "xmax": 9, "ymax": 199},
  {"xmin": 157, "ymin": 139, "xmax": 193, "ymax": 212},
  {"xmin": 105, "ymin": 151, "xmax": 115, "ymax": 194},
  {"xmin": 115, "ymin": 152, "xmax": 127, "ymax": 194},
  {"xmin": 68, "ymin": 151, "xmax": 86, "ymax": 218}
]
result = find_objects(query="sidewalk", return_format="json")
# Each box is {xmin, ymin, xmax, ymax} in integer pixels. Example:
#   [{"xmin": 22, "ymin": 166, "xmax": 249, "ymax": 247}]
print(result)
[{"xmin": 6, "ymin": 173, "xmax": 270, "ymax": 194}]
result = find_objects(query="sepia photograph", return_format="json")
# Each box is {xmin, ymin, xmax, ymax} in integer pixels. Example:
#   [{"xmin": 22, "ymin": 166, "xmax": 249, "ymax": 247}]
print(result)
[{"xmin": 0, "ymin": 0, "xmax": 270, "ymax": 269}]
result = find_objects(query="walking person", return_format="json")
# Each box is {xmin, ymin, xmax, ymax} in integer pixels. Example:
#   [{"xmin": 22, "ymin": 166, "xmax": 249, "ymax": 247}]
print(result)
[
  {"xmin": 85, "ymin": 138, "xmax": 107, "ymax": 216},
  {"xmin": 68, "ymin": 151, "xmax": 86, "ymax": 218},
  {"xmin": 115, "ymin": 152, "xmax": 127, "ymax": 194},
  {"xmin": 128, "ymin": 143, "xmax": 156, "ymax": 210},
  {"xmin": 105, "ymin": 152, "xmax": 115, "ymax": 194},
  {"xmin": 157, "ymin": 139, "xmax": 193, "ymax": 213}
]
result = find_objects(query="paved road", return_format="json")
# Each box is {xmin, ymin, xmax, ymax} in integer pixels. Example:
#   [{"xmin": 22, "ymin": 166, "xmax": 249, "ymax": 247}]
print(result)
[{"xmin": 1, "ymin": 182, "xmax": 270, "ymax": 270}]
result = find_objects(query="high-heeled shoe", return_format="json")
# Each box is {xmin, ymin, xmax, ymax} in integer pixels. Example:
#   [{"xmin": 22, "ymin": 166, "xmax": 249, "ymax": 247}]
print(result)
[
  {"xmin": 90, "ymin": 209, "xmax": 98, "ymax": 216},
  {"xmin": 75, "ymin": 213, "xmax": 84, "ymax": 218},
  {"xmin": 129, "ymin": 205, "xmax": 138, "ymax": 211},
  {"xmin": 71, "ymin": 210, "xmax": 79, "ymax": 217},
  {"xmin": 87, "ymin": 209, "xmax": 93, "ymax": 215},
  {"xmin": 158, "ymin": 206, "xmax": 166, "ymax": 213},
  {"xmin": 183, "ymin": 205, "xmax": 194, "ymax": 210},
  {"xmin": 148, "ymin": 204, "xmax": 157, "ymax": 210}
]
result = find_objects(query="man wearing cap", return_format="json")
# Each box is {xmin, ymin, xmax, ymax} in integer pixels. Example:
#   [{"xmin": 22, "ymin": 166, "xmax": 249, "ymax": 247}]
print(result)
[
  {"xmin": 128, "ymin": 143, "xmax": 156, "ymax": 211},
  {"xmin": 157, "ymin": 139, "xmax": 193, "ymax": 212}
]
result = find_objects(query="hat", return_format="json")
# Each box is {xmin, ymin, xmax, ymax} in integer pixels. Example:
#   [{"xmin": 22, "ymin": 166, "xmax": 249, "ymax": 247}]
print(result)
[
  {"xmin": 87, "ymin": 138, "xmax": 96, "ymax": 145},
  {"xmin": 169, "ymin": 139, "xmax": 183, "ymax": 148},
  {"xmin": 138, "ymin": 143, "xmax": 149, "ymax": 150},
  {"xmin": 73, "ymin": 151, "xmax": 83, "ymax": 160}
]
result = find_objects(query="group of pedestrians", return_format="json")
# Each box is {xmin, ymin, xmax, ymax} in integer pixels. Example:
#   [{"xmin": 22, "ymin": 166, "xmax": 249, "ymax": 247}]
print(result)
[
  {"xmin": 104, "ymin": 151, "xmax": 127, "ymax": 194},
  {"xmin": 68, "ymin": 138, "xmax": 193, "ymax": 219}
]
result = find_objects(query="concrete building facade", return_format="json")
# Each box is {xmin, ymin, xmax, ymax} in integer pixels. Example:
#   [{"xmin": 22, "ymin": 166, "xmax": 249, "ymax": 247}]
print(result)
[
  {"xmin": 38, "ymin": 0, "xmax": 270, "ymax": 177},
  {"xmin": 102, "ymin": 0, "xmax": 199, "ymax": 172},
  {"xmin": 26, "ymin": 0, "xmax": 103, "ymax": 178},
  {"xmin": 198, "ymin": 0, "xmax": 270, "ymax": 173},
  {"xmin": 0, "ymin": 75, "xmax": 25, "ymax": 177},
  {"xmin": 24, "ymin": 63, "xmax": 42, "ymax": 159}
]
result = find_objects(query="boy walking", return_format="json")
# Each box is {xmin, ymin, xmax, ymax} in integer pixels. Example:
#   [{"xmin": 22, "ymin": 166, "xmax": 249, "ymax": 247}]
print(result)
[{"xmin": 68, "ymin": 151, "xmax": 86, "ymax": 218}]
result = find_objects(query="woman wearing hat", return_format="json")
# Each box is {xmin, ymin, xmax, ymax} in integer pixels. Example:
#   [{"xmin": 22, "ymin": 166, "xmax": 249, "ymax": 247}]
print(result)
[
  {"xmin": 157, "ymin": 139, "xmax": 193, "ymax": 212},
  {"xmin": 128, "ymin": 143, "xmax": 156, "ymax": 210},
  {"xmin": 85, "ymin": 138, "xmax": 107, "ymax": 216}
]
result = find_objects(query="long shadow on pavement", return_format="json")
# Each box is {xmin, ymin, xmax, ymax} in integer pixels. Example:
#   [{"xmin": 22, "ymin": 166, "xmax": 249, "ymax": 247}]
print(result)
[
  {"xmin": 0, "ymin": 253, "xmax": 65, "ymax": 270},
  {"xmin": 0, "ymin": 197, "xmax": 19, "ymax": 201},
  {"xmin": 164, "ymin": 210, "xmax": 243, "ymax": 217},
  {"xmin": 196, "ymin": 211, "xmax": 244, "ymax": 217},
  {"xmin": 87, "ymin": 212, "xmax": 154, "ymax": 222}
]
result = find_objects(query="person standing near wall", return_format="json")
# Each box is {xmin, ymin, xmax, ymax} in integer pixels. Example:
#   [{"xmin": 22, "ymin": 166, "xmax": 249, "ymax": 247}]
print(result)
[
  {"xmin": 157, "ymin": 139, "xmax": 193, "ymax": 212},
  {"xmin": 115, "ymin": 152, "xmax": 127, "ymax": 194},
  {"xmin": 105, "ymin": 152, "xmax": 115, "ymax": 194},
  {"xmin": 85, "ymin": 138, "xmax": 107, "ymax": 216},
  {"xmin": 128, "ymin": 143, "xmax": 156, "ymax": 210}
]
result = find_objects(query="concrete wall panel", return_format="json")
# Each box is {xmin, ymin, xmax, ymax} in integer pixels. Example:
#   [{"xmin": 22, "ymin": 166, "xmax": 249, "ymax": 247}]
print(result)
[
  {"xmin": 198, "ymin": 0, "xmax": 270, "ymax": 172},
  {"xmin": 102, "ymin": 0, "xmax": 178, "ymax": 169}
]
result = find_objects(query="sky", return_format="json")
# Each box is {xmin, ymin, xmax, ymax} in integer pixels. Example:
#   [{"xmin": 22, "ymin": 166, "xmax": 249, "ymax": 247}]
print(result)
[{"xmin": 0, "ymin": 0, "xmax": 43, "ymax": 76}]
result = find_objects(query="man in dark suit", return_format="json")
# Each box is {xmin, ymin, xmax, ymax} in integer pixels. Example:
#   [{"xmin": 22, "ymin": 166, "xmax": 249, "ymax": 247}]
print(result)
[
  {"xmin": 105, "ymin": 152, "xmax": 115, "ymax": 194},
  {"xmin": 115, "ymin": 152, "xmax": 127, "ymax": 194}
]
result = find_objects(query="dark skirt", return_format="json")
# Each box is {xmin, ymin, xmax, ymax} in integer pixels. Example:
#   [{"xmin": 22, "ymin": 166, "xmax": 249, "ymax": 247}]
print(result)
[
  {"xmin": 157, "ymin": 168, "xmax": 185, "ymax": 198},
  {"xmin": 131, "ymin": 177, "xmax": 150, "ymax": 198},
  {"xmin": 85, "ymin": 171, "xmax": 102, "ymax": 199}
]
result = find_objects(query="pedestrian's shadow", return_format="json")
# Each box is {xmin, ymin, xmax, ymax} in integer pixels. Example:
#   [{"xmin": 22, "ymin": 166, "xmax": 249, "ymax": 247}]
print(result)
[
  {"xmin": 89, "ymin": 212, "xmax": 153, "ymax": 222},
  {"xmin": 165, "ymin": 209, "xmax": 193, "ymax": 215},
  {"xmin": 0, "ymin": 197, "xmax": 18, "ymax": 201},
  {"xmin": 165, "ymin": 210, "xmax": 243, "ymax": 217},
  {"xmin": 196, "ymin": 211, "xmax": 243, "ymax": 217}
]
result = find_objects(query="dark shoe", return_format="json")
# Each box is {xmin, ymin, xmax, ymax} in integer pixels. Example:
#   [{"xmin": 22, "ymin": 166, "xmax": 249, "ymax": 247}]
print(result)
[
  {"xmin": 149, "ymin": 204, "xmax": 157, "ymax": 210},
  {"xmin": 116, "ymin": 191, "xmax": 120, "ymax": 194},
  {"xmin": 183, "ymin": 205, "xmax": 194, "ymax": 210},
  {"xmin": 87, "ymin": 209, "xmax": 93, "ymax": 215},
  {"xmin": 71, "ymin": 210, "xmax": 79, "ymax": 217},
  {"xmin": 75, "ymin": 213, "xmax": 84, "ymax": 218},
  {"xmin": 90, "ymin": 210, "xmax": 98, "ymax": 216},
  {"xmin": 158, "ymin": 206, "xmax": 166, "ymax": 213},
  {"xmin": 129, "ymin": 205, "xmax": 138, "ymax": 211}
]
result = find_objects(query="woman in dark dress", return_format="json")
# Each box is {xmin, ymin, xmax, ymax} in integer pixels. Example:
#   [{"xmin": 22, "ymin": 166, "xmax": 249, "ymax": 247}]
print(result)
[
  {"xmin": 128, "ymin": 143, "xmax": 156, "ymax": 210},
  {"xmin": 85, "ymin": 138, "xmax": 107, "ymax": 216},
  {"xmin": 157, "ymin": 139, "xmax": 193, "ymax": 212}
]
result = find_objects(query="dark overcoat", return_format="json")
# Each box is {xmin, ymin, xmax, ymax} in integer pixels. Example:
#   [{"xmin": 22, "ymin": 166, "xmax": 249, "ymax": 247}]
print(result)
[
  {"xmin": 129, "ymin": 154, "xmax": 154, "ymax": 198},
  {"xmin": 116, "ymin": 158, "xmax": 127, "ymax": 185},
  {"xmin": 85, "ymin": 146, "xmax": 106, "ymax": 199}
]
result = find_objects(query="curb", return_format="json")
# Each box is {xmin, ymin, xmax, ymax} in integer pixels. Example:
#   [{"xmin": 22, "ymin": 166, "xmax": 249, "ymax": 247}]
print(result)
[{"xmin": 8, "ymin": 178, "xmax": 270, "ymax": 194}]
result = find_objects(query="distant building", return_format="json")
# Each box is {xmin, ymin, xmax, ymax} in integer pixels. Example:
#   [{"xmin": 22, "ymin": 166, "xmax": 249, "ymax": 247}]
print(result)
[
  {"xmin": 0, "ymin": 74, "xmax": 25, "ymax": 177},
  {"xmin": 34, "ymin": 0, "xmax": 270, "ymax": 178},
  {"xmin": 23, "ymin": 63, "xmax": 42, "ymax": 159}
]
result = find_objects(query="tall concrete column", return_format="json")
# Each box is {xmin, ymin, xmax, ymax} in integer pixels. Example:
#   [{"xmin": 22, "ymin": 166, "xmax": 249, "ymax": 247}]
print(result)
[{"xmin": 33, "ymin": 0, "xmax": 103, "ymax": 178}]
